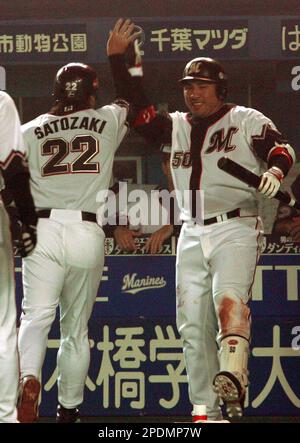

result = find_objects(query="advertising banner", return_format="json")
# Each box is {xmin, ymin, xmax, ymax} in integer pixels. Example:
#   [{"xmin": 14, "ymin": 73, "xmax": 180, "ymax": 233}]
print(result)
[{"xmin": 14, "ymin": 235, "xmax": 300, "ymax": 417}]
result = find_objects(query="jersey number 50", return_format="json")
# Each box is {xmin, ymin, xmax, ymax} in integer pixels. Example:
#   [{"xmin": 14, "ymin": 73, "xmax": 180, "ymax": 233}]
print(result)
[{"xmin": 41, "ymin": 135, "xmax": 99, "ymax": 176}]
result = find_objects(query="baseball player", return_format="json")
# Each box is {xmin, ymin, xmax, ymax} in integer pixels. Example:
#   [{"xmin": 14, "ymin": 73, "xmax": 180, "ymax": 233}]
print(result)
[
  {"xmin": 16, "ymin": 20, "xmax": 140, "ymax": 423},
  {"xmin": 0, "ymin": 91, "xmax": 37, "ymax": 423},
  {"xmin": 108, "ymin": 48, "xmax": 296, "ymax": 420}
]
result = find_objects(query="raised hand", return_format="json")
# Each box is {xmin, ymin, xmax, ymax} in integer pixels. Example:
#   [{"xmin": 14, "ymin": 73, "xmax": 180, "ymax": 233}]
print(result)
[{"xmin": 107, "ymin": 18, "xmax": 141, "ymax": 56}]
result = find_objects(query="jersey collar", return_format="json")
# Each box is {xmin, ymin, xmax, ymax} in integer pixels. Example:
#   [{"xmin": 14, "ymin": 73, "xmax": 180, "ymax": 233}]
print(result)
[{"xmin": 188, "ymin": 103, "xmax": 236, "ymax": 127}]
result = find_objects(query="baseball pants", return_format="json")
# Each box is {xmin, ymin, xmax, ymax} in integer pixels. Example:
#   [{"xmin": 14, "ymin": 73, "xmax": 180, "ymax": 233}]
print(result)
[
  {"xmin": 0, "ymin": 203, "xmax": 19, "ymax": 423},
  {"xmin": 176, "ymin": 216, "xmax": 262, "ymax": 419},
  {"xmin": 18, "ymin": 210, "xmax": 105, "ymax": 409}
]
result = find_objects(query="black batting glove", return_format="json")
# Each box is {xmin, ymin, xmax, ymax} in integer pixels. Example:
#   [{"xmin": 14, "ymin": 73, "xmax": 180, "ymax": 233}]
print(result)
[{"xmin": 14, "ymin": 224, "xmax": 37, "ymax": 258}]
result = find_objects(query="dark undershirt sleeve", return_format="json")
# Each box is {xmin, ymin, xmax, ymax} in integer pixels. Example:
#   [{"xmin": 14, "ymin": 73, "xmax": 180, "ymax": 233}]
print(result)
[{"xmin": 2, "ymin": 156, "xmax": 37, "ymax": 226}]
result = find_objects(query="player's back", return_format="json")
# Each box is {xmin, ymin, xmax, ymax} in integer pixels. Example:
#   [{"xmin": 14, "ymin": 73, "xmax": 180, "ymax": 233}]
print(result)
[{"xmin": 22, "ymin": 103, "xmax": 128, "ymax": 214}]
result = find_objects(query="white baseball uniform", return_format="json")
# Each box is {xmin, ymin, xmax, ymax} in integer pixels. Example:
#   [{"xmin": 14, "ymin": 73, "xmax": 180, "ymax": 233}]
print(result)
[
  {"xmin": 134, "ymin": 103, "xmax": 295, "ymax": 419},
  {"xmin": 0, "ymin": 91, "xmax": 28, "ymax": 423},
  {"xmin": 108, "ymin": 49, "xmax": 296, "ymax": 419},
  {"xmin": 18, "ymin": 101, "xmax": 129, "ymax": 409}
]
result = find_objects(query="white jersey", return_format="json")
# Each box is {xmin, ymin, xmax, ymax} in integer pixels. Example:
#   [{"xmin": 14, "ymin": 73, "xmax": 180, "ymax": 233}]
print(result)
[
  {"xmin": 0, "ymin": 91, "xmax": 26, "ymax": 192},
  {"xmin": 169, "ymin": 104, "xmax": 292, "ymax": 220},
  {"xmin": 21, "ymin": 103, "xmax": 128, "ymax": 215},
  {"xmin": 0, "ymin": 91, "xmax": 27, "ymax": 423}
]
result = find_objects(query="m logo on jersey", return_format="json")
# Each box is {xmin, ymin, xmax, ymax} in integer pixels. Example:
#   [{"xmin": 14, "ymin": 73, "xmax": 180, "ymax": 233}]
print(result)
[{"xmin": 206, "ymin": 127, "xmax": 238, "ymax": 154}]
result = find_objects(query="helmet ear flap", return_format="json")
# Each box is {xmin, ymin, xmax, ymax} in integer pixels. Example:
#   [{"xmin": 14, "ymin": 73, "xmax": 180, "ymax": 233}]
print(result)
[
  {"xmin": 217, "ymin": 84, "xmax": 227, "ymax": 100},
  {"xmin": 92, "ymin": 77, "xmax": 99, "ymax": 92}
]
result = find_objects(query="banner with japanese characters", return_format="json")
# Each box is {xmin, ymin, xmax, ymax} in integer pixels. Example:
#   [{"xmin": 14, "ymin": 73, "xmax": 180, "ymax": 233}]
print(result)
[
  {"xmin": 135, "ymin": 20, "xmax": 248, "ymax": 60},
  {"xmin": 282, "ymin": 20, "xmax": 300, "ymax": 55},
  {"xmin": 14, "ymin": 235, "xmax": 300, "ymax": 417},
  {"xmin": 38, "ymin": 319, "xmax": 300, "ymax": 417},
  {"xmin": 2, "ymin": 17, "xmax": 300, "ymax": 64},
  {"xmin": 0, "ymin": 24, "xmax": 87, "ymax": 62}
]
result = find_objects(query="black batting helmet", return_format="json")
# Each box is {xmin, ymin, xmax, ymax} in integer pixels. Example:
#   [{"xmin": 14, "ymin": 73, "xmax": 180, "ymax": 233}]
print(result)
[
  {"xmin": 179, "ymin": 57, "xmax": 227, "ymax": 99},
  {"xmin": 53, "ymin": 62, "xmax": 99, "ymax": 102}
]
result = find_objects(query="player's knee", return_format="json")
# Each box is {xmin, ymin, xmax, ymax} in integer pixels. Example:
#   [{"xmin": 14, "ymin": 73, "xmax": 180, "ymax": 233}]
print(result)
[
  {"xmin": 214, "ymin": 292, "xmax": 251, "ymax": 341},
  {"xmin": 60, "ymin": 329, "xmax": 88, "ymax": 350},
  {"xmin": 22, "ymin": 306, "xmax": 57, "ymax": 326}
]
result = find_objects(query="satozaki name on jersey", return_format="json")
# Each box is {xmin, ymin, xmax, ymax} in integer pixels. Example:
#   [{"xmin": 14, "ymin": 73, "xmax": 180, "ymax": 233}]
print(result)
[{"xmin": 34, "ymin": 116, "xmax": 107, "ymax": 139}]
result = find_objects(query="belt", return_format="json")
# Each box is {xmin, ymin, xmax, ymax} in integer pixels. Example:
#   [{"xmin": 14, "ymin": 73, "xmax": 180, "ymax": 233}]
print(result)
[
  {"xmin": 37, "ymin": 209, "xmax": 97, "ymax": 223},
  {"xmin": 204, "ymin": 208, "xmax": 240, "ymax": 226}
]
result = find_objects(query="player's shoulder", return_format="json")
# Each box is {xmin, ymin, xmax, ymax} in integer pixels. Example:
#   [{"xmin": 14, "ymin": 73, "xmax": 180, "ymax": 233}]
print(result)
[
  {"xmin": 97, "ymin": 99, "xmax": 129, "ymax": 114},
  {"xmin": 0, "ymin": 91, "xmax": 16, "ymax": 113},
  {"xmin": 95, "ymin": 100, "xmax": 129, "ymax": 128},
  {"xmin": 230, "ymin": 104, "xmax": 270, "ymax": 127},
  {"xmin": 230, "ymin": 104, "xmax": 264, "ymax": 118},
  {"xmin": 21, "ymin": 113, "xmax": 50, "ymax": 133},
  {"xmin": 0, "ymin": 90, "xmax": 13, "ymax": 104}
]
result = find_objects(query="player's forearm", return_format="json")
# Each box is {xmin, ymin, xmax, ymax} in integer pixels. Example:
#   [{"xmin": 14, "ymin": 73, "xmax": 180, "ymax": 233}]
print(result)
[
  {"xmin": 108, "ymin": 47, "xmax": 169, "ymax": 147},
  {"xmin": 267, "ymin": 144, "xmax": 295, "ymax": 177},
  {"xmin": 5, "ymin": 172, "xmax": 37, "ymax": 227},
  {"xmin": 109, "ymin": 54, "xmax": 150, "ymax": 110},
  {"xmin": 109, "ymin": 54, "xmax": 134, "ymax": 103}
]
